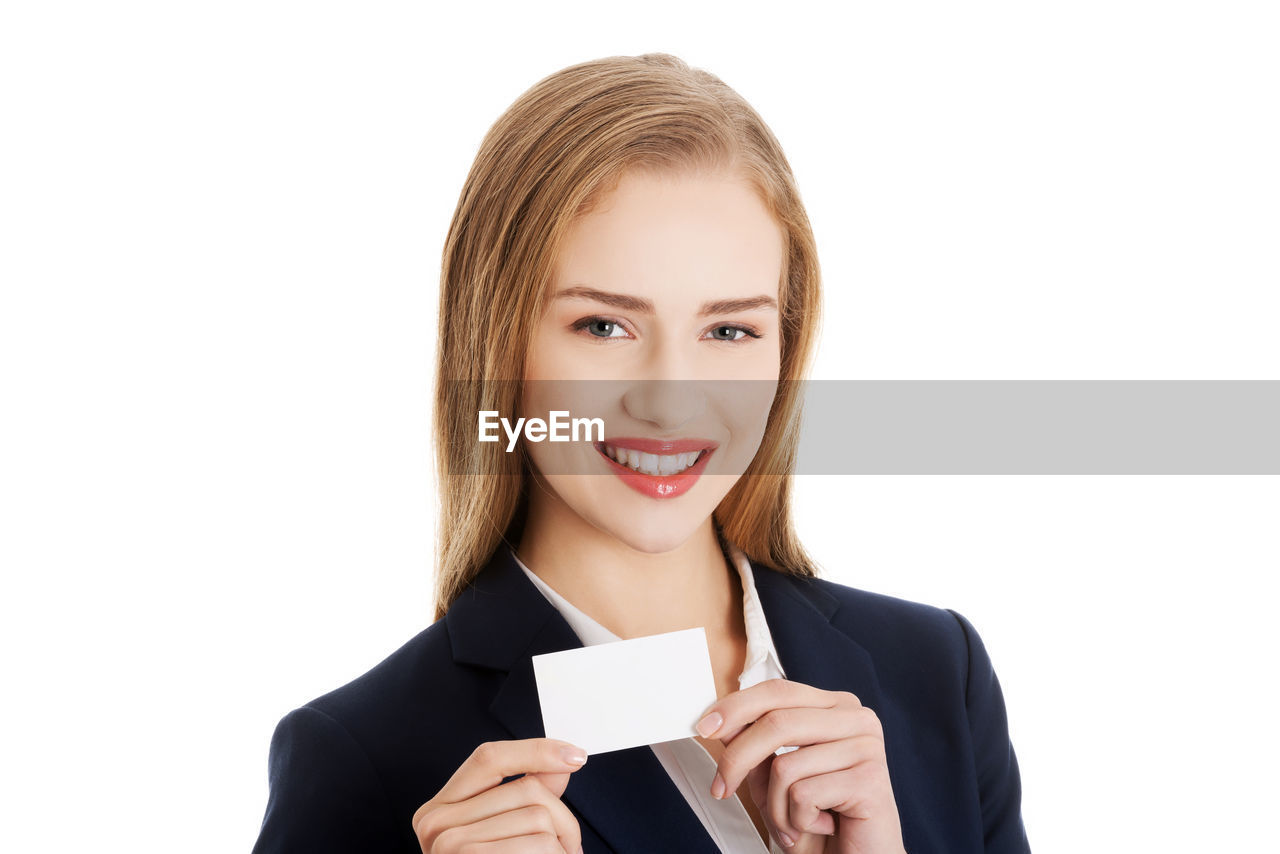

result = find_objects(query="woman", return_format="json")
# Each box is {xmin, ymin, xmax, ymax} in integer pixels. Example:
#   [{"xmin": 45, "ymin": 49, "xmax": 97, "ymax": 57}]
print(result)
[{"xmin": 251, "ymin": 53, "xmax": 1031, "ymax": 854}]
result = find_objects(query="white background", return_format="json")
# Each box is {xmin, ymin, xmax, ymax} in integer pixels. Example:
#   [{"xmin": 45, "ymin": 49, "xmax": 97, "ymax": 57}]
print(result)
[{"xmin": 2, "ymin": 1, "xmax": 1277, "ymax": 851}]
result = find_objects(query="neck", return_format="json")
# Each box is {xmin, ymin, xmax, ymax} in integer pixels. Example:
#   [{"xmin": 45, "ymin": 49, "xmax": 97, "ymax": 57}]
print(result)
[{"xmin": 514, "ymin": 486, "xmax": 742, "ymax": 641}]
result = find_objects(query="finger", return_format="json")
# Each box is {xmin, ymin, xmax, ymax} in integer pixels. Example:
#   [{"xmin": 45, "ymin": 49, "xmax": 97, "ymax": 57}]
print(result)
[
  {"xmin": 433, "ymin": 802, "xmax": 579, "ymax": 854},
  {"xmin": 523, "ymin": 769, "xmax": 573, "ymax": 798},
  {"xmin": 775, "ymin": 768, "xmax": 839, "ymax": 840},
  {"xmin": 468, "ymin": 837, "xmax": 577, "ymax": 854},
  {"xmin": 786, "ymin": 763, "xmax": 891, "ymax": 837},
  {"xmin": 744, "ymin": 759, "xmax": 795, "ymax": 850},
  {"xmin": 713, "ymin": 706, "xmax": 876, "ymax": 798},
  {"xmin": 415, "ymin": 774, "xmax": 582, "ymax": 853},
  {"xmin": 766, "ymin": 737, "xmax": 874, "ymax": 842},
  {"xmin": 434, "ymin": 739, "xmax": 589, "ymax": 805},
  {"xmin": 697, "ymin": 679, "xmax": 846, "ymax": 742}
]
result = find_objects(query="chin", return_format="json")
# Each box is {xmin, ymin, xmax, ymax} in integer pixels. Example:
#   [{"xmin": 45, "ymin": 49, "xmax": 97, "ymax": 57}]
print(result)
[
  {"xmin": 603, "ymin": 524, "xmax": 699, "ymax": 556},
  {"xmin": 579, "ymin": 503, "xmax": 706, "ymax": 555},
  {"xmin": 544, "ymin": 474, "xmax": 729, "ymax": 555}
]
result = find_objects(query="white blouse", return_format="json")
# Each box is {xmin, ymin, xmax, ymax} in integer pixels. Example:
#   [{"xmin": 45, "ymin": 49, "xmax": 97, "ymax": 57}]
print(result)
[{"xmin": 510, "ymin": 542, "xmax": 789, "ymax": 854}]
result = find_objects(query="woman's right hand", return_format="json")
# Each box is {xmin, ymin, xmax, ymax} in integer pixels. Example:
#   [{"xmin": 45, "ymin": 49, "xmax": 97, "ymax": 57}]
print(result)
[{"xmin": 412, "ymin": 737, "xmax": 590, "ymax": 854}]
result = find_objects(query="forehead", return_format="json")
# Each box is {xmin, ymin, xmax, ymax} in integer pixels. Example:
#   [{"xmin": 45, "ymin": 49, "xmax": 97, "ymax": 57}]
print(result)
[{"xmin": 554, "ymin": 169, "xmax": 785, "ymax": 300}]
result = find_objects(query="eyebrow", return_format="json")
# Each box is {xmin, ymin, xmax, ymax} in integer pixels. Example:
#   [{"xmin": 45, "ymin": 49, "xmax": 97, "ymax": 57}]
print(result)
[{"xmin": 554, "ymin": 285, "xmax": 778, "ymax": 316}]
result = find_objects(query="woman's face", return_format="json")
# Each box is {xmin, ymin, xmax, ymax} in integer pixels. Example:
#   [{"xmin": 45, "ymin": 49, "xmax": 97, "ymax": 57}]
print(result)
[{"xmin": 520, "ymin": 167, "xmax": 784, "ymax": 554}]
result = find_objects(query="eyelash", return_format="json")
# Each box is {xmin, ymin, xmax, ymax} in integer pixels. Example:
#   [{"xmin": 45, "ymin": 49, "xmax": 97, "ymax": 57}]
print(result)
[{"xmin": 569, "ymin": 315, "xmax": 764, "ymax": 344}]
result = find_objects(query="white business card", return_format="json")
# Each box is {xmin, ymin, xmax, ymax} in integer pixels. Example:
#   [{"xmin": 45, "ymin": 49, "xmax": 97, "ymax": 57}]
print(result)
[{"xmin": 532, "ymin": 626, "xmax": 718, "ymax": 756}]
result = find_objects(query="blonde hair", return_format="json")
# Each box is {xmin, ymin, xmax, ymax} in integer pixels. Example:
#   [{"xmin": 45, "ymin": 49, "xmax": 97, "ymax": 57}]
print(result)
[{"xmin": 431, "ymin": 53, "xmax": 823, "ymax": 621}]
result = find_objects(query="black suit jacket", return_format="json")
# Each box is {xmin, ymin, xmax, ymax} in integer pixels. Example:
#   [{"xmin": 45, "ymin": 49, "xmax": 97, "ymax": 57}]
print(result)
[{"xmin": 251, "ymin": 546, "xmax": 1031, "ymax": 853}]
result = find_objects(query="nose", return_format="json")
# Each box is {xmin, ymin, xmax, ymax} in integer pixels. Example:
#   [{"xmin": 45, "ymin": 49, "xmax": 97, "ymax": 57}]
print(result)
[{"xmin": 620, "ymin": 340, "xmax": 707, "ymax": 430}]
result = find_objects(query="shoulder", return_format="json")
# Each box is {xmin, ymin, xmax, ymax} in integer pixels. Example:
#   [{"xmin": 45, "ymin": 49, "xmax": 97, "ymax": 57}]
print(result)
[
  {"xmin": 789, "ymin": 570, "xmax": 971, "ymax": 653},
  {"xmin": 290, "ymin": 618, "xmax": 496, "ymax": 767},
  {"xmin": 300, "ymin": 618, "xmax": 457, "ymax": 728},
  {"xmin": 267, "ymin": 617, "xmax": 489, "ymax": 802},
  {"xmin": 797, "ymin": 572, "xmax": 1013, "ymax": 733},
  {"xmin": 813, "ymin": 574, "xmax": 967, "ymax": 637},
  {"xmin": 254, "ymin": 621, "xmax": 466, "ymax": 850},
  {"xmin": 771, "ymin": 569, "xmax": 981, "ymax": 698}
]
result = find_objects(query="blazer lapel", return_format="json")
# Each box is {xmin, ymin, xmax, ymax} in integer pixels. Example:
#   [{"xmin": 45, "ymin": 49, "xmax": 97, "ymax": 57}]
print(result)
[
  {"xmin": 749, "ymin": 560, "xmax": 888, "ymax": 713},
  {"xmin": 445, "ymin": 546, "xmax": 721, "ymax": 854}
]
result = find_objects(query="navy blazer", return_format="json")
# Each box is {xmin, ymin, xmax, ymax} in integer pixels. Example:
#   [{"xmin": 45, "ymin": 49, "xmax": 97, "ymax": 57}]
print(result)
[{"xmin": 251, "ymin": 546, "xmax": 1032, "ymax": 853}]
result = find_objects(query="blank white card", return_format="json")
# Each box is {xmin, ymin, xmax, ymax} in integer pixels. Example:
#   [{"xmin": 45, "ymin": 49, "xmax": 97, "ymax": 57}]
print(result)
[{"xmin": 532, "ymin": 626, "xmax": 718, "ymax": 756}]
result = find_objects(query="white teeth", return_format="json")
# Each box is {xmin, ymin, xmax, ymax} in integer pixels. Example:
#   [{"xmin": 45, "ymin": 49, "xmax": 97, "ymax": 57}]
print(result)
[{"xmin": 602, "ymin": 444, "xmax": 703, "ymax": 476}]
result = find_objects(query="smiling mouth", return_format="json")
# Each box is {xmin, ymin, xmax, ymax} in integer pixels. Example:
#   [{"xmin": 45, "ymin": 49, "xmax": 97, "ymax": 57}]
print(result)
[{"xmin": 592, "ymin": 440, "xmax": 717, "ymax": 476}]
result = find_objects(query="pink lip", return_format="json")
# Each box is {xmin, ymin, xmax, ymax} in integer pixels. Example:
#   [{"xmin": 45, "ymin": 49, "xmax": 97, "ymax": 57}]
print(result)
[{"xmin": 593, "ymin": 438, "xmax": 718, "ymax": 499}]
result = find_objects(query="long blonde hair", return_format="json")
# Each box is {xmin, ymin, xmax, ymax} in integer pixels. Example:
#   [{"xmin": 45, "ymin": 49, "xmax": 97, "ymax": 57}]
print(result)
[{"xmin": 432, "ymin": 53, "xmax": 823, "ymax": 621}]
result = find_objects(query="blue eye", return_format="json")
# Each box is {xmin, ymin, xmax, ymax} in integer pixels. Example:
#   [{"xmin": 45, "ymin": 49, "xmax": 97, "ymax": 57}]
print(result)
[
  {"xmin": 571, "ymin": 316, "xmax": 629, "ymax": 339},
  {"xmin": 706, "ymin": 325, "xmax": 762, "ymax": 342}
]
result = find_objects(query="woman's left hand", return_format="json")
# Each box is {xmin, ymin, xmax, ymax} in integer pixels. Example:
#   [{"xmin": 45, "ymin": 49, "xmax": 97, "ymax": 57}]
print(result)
[{"xmin": 696, "ymin": 678, "xmax": 907, "ymax": 854}]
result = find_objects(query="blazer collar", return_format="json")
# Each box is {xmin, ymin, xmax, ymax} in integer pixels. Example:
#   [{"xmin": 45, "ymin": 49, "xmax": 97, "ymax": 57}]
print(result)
[{"xmin": 444, "ymin": 546, "xmax": 885, "ymax": 854}]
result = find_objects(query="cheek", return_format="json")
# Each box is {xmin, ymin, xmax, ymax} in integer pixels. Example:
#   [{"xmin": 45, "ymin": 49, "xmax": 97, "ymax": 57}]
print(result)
[
  {"xmin": 722, "ymin": 325, "xmax": 782, "ymax": 382},
  {"xmin": 726, "ymin": 380, "xmax": 778, "ymax": 434},
  {"xmin": 517, "ymin": 380, "xmax": 611, "ymax": 481},
  {"xmin": 706, "ymin": 381, "xmax": 777, "ymax": 475},
  {"xmin": 524, "ymin": 313, "xmax": 596, "ymax": 383}
]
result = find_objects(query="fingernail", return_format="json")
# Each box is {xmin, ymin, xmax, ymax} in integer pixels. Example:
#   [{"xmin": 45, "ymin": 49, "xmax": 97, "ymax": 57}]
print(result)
[
  {"xmin": 696, "ymin": 711, "xmax": 723, "ymax": 737},
  {"xmin": 561, "ymin": 745, "xmax": 587, "ymax": 766},
  {"xmin": 711, "ymin": 772, "xmax": 726, "ymax": 799},
  {"xmin": 779, "ymin": 831, "xmax": 795, "ymax": 847}
]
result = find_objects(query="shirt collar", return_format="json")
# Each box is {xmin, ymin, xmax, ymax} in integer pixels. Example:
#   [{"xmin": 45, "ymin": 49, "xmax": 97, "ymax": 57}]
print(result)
[{"xmin": 508, "ymin": 540, "xmax": 787, "ymax": 686}]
